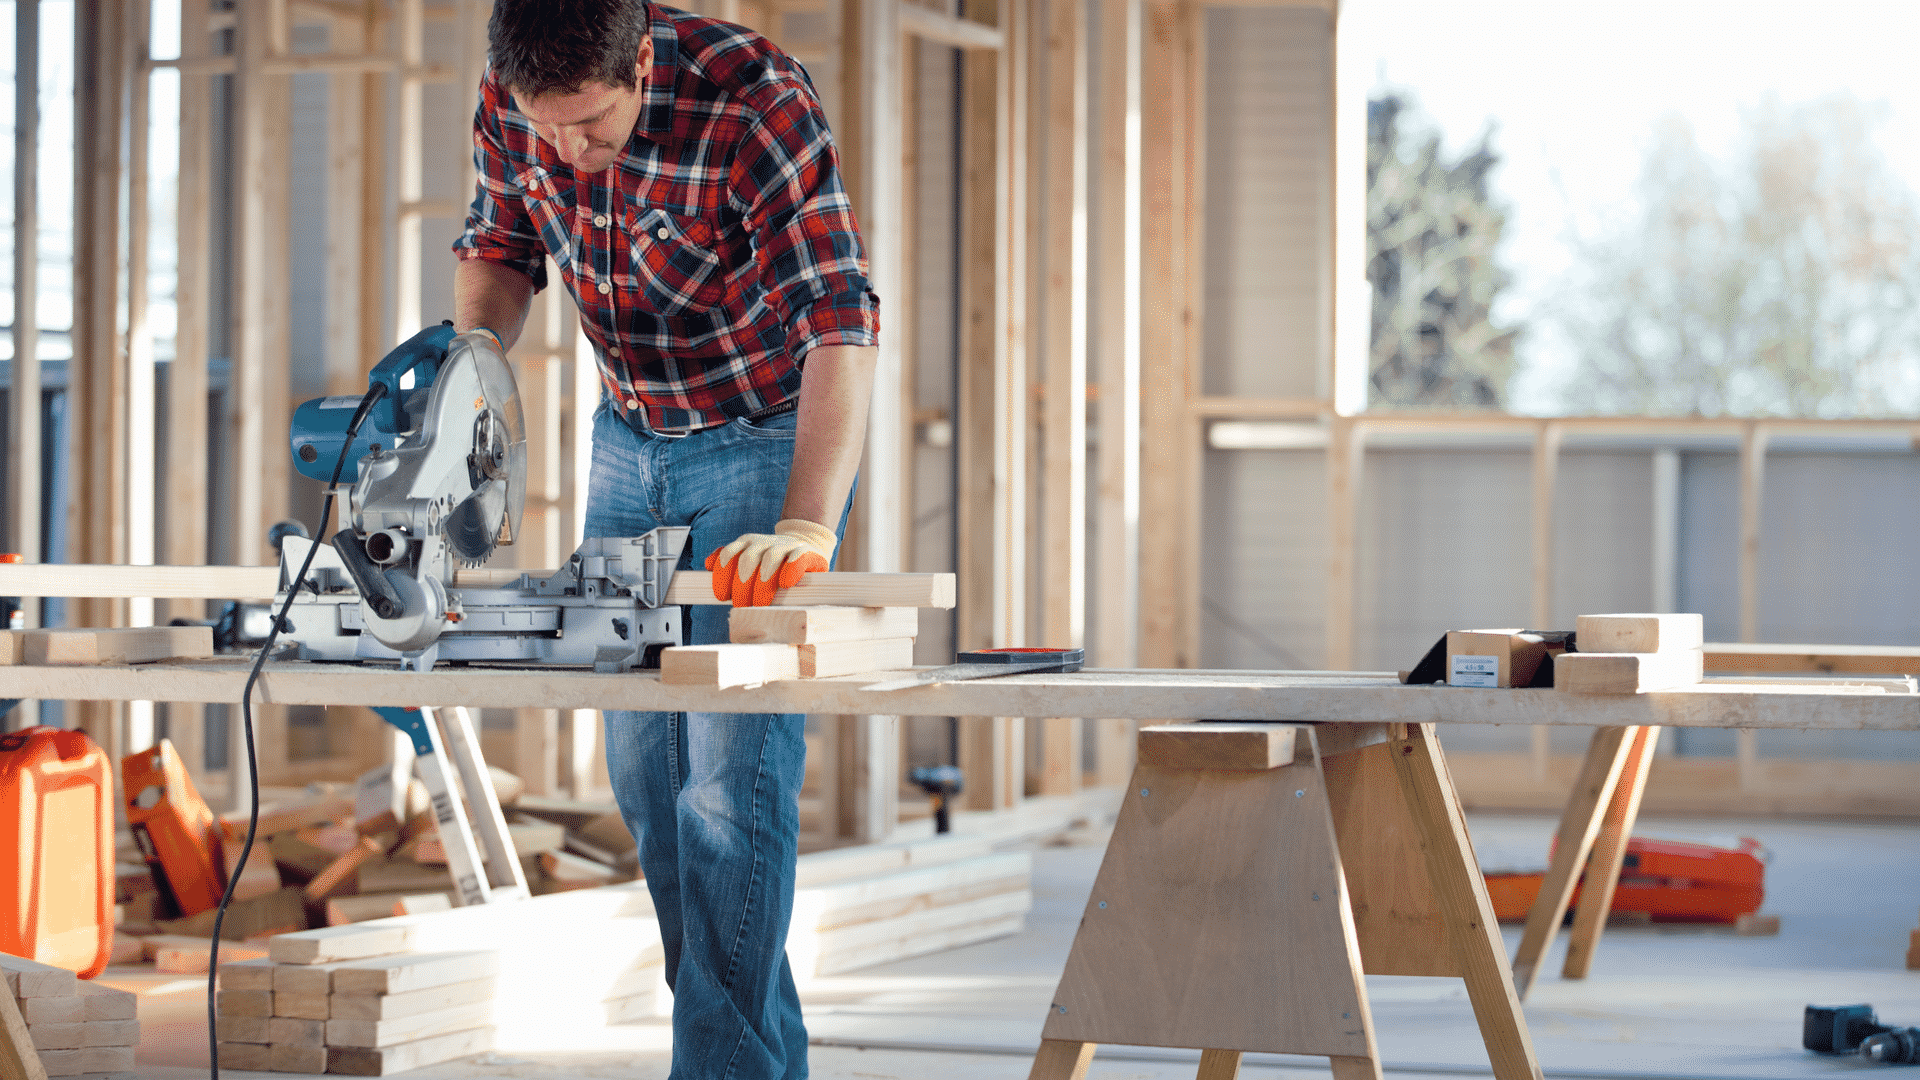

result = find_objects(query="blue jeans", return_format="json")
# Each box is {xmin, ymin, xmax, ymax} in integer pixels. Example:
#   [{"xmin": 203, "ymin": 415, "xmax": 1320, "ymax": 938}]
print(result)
[{"xmin": 585, "ymin": 401, "xmax": 841, "ymax": 1079}]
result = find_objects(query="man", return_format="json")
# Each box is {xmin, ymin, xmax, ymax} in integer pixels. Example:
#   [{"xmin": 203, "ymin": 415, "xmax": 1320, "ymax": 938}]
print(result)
[{"xmin": 451, "ymin": 1, "xmax": 879, "ymax": 1073}]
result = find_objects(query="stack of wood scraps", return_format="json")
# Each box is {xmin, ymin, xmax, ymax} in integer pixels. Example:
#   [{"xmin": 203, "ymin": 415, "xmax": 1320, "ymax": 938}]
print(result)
[
  {"xmin": 2, "ymin": 954, "xmax": 139, "ymax": 1078},
  {"xmin": 662, "ymin": 605, "xmax": 924, "ymax": 689},
  {"xmin": 1558, "ymin": 614, "xmax": 1706, "ymax": 694}
]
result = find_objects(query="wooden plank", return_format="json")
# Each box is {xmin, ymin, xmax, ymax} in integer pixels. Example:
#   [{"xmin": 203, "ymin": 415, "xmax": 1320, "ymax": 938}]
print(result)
[
  {"xmin": 216, "ymin": 1043, "xmax": 271, "ymax": 1071},
  {"xmin": 326, "ymin": 1000, "xmax": 491, "ymax": 1049},
  {"xmin": 328, "ymin": 978, "xmax": 494, "ymax": 1022},
  {"xmin": 994, "ymin": 0, "xmax": 1031, "ymax": 652},
  {"xmin": 329, "ymin": 952, "xmax": 499, "ymax": 997},
  {"xmin": 323, "ymin": 1023, "xmax": 494, "ymax": 1075},
  {"xmin": 269, "ymin": 924, "xmax": 414, "ymax": 965},
  {"xmin": 1554, "ymin": 650, "xmax": 1703, "ymax": 694},
  {"xmin": 1323, "ymin": 418, "xmax": 1364, "ymax": 669},
  {"xmin": 1136, "ymin": 723, "xmax": 1297, "ymax": 771},
  {"xmin": 325, "ymin": 7, "xmax": 367, "ymax": 397},
  {"xmin": 1382, "ymin": 724, "xmax": 1542, "ymax": 1080},
  {"xmin": 729, "ymin": 606, "xmax": 920, "ymax": 644},
  {"xmin": 0, "ymin": 956, "xmax": 76, "ymax": 1000},
  {"xmin": 1041, "ymin": 732, "xmax": 1374, "ymax": 1056},
  {"xmin": 955, "ymin": 0, "xmax": 1001, "ymax": 663},
  {"xmin": 217, "ymin": 957, "xmax": 279, "ymax": 992},
  {"xmin": 1737, "ymin": 422, "xmax": 1768, "ymax": 644},
  {"xmin": 798, "ymin": 637, "xmax": 916, "ymax": 678},
  {"xmin": 1040, "ymin": 0, "xmax": 1089, "ymax": 658},
  {"xmin": 21, "ymin": 625, "xmax": 212, "ymax": 665},
  {"xmin": 901, "ymin": 4, "xmax": 1006, "ymax": 48},
  {"xmin": 216, "ymin": 1014, "xmax": 270, "ymax": 1044},
  {"xmin": 660, "ymin": 644, "xmax": 802, "ymax": 688},
  {"xmin": 216, "ymin": 990, "xmax": 275, "ymax": 1018},
  {"xmin": 1026, "ymin": 1038, "xmax": 1094, "ymax": 1080},
  {"xmin": 10, "ymin": 0, "xmax": 41, "ymax": 600},
  {"xmin": 1529, "ymin": 423, "xmax": 1560, "ymax": 629},
  {"xmin": 1561, "ymin": 726, "xmax": 1659, "ymax": 981},
  {"xmin": 1507, "ymin": 726, "xmax": 1633, "ymax": 998},
  {"xmin": 271, "ymin": 991, "xmax": 329, "ymax": 1020},
  {"xmin": 1036, "ymin": 716, "xmax": 1080, "ymax": 796},
  {"xmin": 34, "ymin": 1047, "xmax": 132, "ymax": 1076},
  {"xmin": 1703, "ymin": 642, "xmax": 1920, "ymax": 676},
  {"xmin": 268, "ymin": 1041, "xmax": 327, "ymax": 1074},
  {"xmin": 266, "ymin": 1016, "xmax": 324, "ymax": 1043},
  {"xmin": 1197, "ymin": 1050, "xmax": 1242, "ymax": 1080},
  {"xmin": 7, "ymin": 663, "xmax": 1920, "ymax": 731},
  {"xmin": 0, "ymin": 967, "xmax": 48, "ymax": 1080},
  {"xmin": 1575, "ymin": 614, "xmax": 1704, "ymax": 655}
]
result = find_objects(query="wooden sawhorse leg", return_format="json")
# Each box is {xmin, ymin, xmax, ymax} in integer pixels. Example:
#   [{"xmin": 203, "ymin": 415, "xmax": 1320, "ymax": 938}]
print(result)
[
  {"xmin": 1562, "ymin": 726, "xmax": 1660, "ymax": 979},
  {"xmin": 1509, "ymin": 725, "xmax": 1636, "ymax": 996},
  {"xmin": 1027, "ymin": 722, "xmax": 1543, "ymax": 1080},
  {"xmin": 1508, "ymin": 725, "xmax": 1660, "ymax": 994}
]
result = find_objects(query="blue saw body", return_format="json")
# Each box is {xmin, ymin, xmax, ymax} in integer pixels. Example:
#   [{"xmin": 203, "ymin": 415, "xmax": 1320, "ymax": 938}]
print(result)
[{"xmin": 290, "ymin": 323, "xmax": 455, "ymax": 484}]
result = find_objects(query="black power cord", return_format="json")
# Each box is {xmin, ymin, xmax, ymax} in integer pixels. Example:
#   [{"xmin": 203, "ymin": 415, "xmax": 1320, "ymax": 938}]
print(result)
[{"xmin": 206, "ymin": 381, "xmax": 387, "ymax": 1080}]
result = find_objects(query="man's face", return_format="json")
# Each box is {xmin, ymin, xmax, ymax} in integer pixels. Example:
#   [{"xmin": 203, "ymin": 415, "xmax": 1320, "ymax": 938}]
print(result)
[{"xmin": 512, "ymin": 36, "xmax": 654, "ymax": 174}]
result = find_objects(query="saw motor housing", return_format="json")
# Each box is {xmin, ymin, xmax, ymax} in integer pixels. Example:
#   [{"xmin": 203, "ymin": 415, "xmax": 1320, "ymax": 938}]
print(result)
[{"xmin": 284, "ymin": 323, "xmax": 687, "ymax": 671}]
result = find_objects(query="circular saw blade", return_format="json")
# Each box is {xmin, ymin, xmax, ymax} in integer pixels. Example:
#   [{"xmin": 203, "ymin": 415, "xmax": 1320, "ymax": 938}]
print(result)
[{"xmin": 432, "ymin": 331, "xmax": 526, "ymax": 568}]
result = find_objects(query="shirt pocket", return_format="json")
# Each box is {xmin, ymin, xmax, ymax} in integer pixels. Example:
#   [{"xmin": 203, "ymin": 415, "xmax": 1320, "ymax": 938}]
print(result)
[
  {"xmin": 626, "ymin": 204, "xmax": 728, "ymax": 315},
  {"xmin": 514, "ymin": 164, "xmax": 581, "ymax": 275}
]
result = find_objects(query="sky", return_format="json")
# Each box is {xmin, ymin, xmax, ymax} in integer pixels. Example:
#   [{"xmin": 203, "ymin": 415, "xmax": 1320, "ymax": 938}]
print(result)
[{"xmin": 1341, "ymin": 0, "xmax": 1920, "ymax": 413}]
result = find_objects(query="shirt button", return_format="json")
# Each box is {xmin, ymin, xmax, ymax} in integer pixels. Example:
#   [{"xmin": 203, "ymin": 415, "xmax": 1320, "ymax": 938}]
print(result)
[
  {"xmin": 655, "ymin": 226, "xmax": 670, "ymax": 240},
  {"xmin": 608, "ymin": 348, "xmax": 621, "ymax": 357},
  {"xmin": 624, "ymin": 398, "xmax": 640, "ymax": 410},
  {"xmin": 593, "ymin": 214, "xmax": 608, "ymax": 227},
  {"xmin": 597, "ymin": 280, "xmax": 610, "ymax": 294}
]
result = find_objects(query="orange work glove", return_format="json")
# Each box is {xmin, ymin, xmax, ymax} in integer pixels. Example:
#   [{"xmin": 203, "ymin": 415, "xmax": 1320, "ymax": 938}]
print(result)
[{"xmin": 704, "ymin": 518, "xmax": 837, "ymax": 607}]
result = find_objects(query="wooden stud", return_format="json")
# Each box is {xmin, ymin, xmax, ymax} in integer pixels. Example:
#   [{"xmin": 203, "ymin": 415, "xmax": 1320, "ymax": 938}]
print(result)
[
  {"xmin": 1529, "ymin": 422, "xmax": 1560, "ymax": 630},
  {"xmin": 21, "ymin": 625, "xmax": 213, "ymax": 665},
  {"xmin": 1136, "ymin": 723, "xmax": 1295, "ymax": 771},
  {"xmin": 10, "ymin": 0, "xmax": 40, "ymax": 579},
  {"xmin": 1737, "ymin": 422, "xmax": 1768, "ymax": 645},
  {"xmin": 394, "ymin": 0, "xmax": 427, "ymax": 344},
  {"xmin": 660, "ymin": 644, "xmax": 802, "ymax": 689},
  {"xmin": 729, "ymin": 606, "xmax": 921, "ymax": 644},
  {"xmin": 1561, "ymin": 725, "xmax": 1659, "ymax": 981},
  {"xmin": 797, "ymin": 637, "xmax": 917, "ymax": 678},
  {"xmin": 1383, "ymin": 724, "xmax": 1543, "ymax": 1080},
  {"xmin": 1508, "ymin": 725, "xmax": 1634, "ymax": 998},
  {"xmin": 1196, "ymin": 1049, "xmax": 1242, "ymax": 1080},
  {"xmin": 0, "ymin": 974, "xmax": 49, "ymax": 1080},
  {"xmin": 1026, "ymin": 1039, "xmax": 1094, "ymax": 1080},
  {"xmin": 1554, "ymin": 650, "xmax": 1704, "ymax": 694},
  {"xmin": 326, "ymin": 7, "xmax": 367, "ymax": 396},
  {"xmin": 1323, "ymin": 418, "xmax": 1364, "ymax": 670}
]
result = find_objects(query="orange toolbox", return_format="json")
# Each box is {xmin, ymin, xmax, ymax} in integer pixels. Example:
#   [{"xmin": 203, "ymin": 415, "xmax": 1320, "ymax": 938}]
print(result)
[
  {"xmin": 122, "ymin": 739, "xmax": 227, "ymax": 919},
  {"xmin": 1486, "ymin": 835, "xmax": 1766, "ymax": 923},
  {"xmin": 0, "ymin": 726, "xmax": 114, "ymax": 977}
]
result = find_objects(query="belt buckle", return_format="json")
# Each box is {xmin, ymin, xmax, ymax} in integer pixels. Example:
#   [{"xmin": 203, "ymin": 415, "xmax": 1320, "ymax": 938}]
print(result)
[{"xmin": 624, "ymin": 403, "xmax": 695, "ymax": 440}]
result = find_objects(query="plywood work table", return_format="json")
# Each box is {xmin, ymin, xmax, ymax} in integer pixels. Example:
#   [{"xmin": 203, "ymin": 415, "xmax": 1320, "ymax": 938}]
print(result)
[{"xmin": 0, "ymin": 660, "xmax": 1916, "ymax": 729}]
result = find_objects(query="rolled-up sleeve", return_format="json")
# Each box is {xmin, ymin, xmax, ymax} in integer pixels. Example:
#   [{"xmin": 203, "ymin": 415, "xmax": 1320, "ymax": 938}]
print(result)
[
  {"xmin": 452, "ymin": 76, "xmax": 549, "ymax": 292},
  {"xmin": 729, "ymin": 85, "xmax": 881, "ymax": 361}
]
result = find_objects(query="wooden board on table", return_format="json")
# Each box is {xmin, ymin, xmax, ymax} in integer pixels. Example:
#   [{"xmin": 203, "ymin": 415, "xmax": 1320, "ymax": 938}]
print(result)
[
  {"xmin": 798, "ymin": 637, "xmax": 916, "ymax": 679},
  {"xmin": 268, "ymin": 923, "xmax": 414, "ymax": 965},
  {"xmin": 326, "ymin": 1000, "xmax": 492, "ymax": 1049},
  {"xmin": 730, "ymin": 606, "xmax": 920, "ymax": 644},
  {"xmin": 323, "ymin": 1023, "xmax": 494, "ymax": 1076},
  {"xmin": 21, "ymin": 625, "xmax": 213, "ymax": 665},
  {"xmin": 661, "ymin": 572, "xmax": 955, "ymax": 609},
  {"xmin": 1137, "ymin": 723, "xmax": 1298, "ymax": 771},
  {"xmin": 1040, "ymin": 730, "xmax": 1374, "ymax": 1057},
  {"xmin": 1556, "ymin": 649, "xmax": 1704, "ymax": 694},
  {"xmin": 1576, "ymin": 614, "xmax": 1703, "ymax": 654},
  {"xmin": 328, "ymin": 952, "xmax": 499, "ymax": 997},
  {"xmin": 660, "ymin": 644, "xmax": 800, "ymax": 688},
  {"xmin": 1704, "ymin": 642, "xmax": 1920, "ymax": 676}
]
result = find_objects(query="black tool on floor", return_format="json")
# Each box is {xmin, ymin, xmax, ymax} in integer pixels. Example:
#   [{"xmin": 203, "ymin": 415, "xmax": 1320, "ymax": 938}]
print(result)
[
  {"xmin": 1805, "ymin": 1003, "xmax": 1920, "ymax": 1063},
  {"xmin": 909, "ymin": 765, "xmax": 964, "ymax": 833}
]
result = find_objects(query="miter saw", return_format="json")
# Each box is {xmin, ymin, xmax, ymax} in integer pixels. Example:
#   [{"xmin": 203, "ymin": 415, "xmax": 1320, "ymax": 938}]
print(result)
[{"xmin": 275, "ymin": 322, "xmax": 689, "ymax": 673}]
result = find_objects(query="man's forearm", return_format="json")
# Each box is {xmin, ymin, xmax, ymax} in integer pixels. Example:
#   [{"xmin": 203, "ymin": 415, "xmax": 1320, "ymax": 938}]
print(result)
[
  {"xmin": 454, "ymin": 258, "xmax": 537, "ymax": 351},
  {"xmin": 782, "ymin": 345, "xmax": 879, "ymax": 531}
]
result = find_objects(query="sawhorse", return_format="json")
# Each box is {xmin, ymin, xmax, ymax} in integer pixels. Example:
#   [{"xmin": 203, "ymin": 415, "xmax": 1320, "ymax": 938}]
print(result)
[
  {"xmin": 1509, "ymin": 725, "xmax": 1661, "ymax": 996},
  {"xmin": 371, "ymin": 705, "xmax": 528, "ymax": 906},
  {"xmin": 1028, "ymin": 721, "xmax": 1542, "ymax": 1080}
]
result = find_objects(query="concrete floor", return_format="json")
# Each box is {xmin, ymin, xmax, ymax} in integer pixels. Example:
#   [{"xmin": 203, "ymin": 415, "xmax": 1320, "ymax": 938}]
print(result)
[{"xmin": 115, "ymin": 813, "xmax": 1920, "ymax": 1079}]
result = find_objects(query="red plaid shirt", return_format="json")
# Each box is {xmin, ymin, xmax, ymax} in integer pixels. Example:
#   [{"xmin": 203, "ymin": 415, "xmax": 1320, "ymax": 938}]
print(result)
[{"xmin": 454, "ymin": 5, "xmax": 880, "ymax": 432}]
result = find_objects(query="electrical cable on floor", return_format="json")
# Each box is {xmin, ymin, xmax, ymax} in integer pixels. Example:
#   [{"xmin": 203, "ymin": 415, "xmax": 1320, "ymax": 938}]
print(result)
[{"xmin": 205, "ymin": 381, "xmax": 387, "ymax": 1080}]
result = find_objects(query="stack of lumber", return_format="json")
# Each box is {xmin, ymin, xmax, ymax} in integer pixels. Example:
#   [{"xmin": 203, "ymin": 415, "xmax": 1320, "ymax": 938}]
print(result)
[
  {"xmin": 662, "ymin": 604, "xmax": 926, "ymax": 688},
  {"xmin": 0, "ymin": 624, "xmax": 213, "ymax": 665},
  {"xmin": 216, "ymin": 950, "xmax": 498, "ymax": 1075},
  {"xmin": 221, "ymin": 833, "xmax": 1029, "ymax": 1066},
  {"xmin": 1558, "ymin": 614, "xmax": 1706, "ymax": 694},
  {"xmin": 1, "ymin": 955, "xmax": 139, "ymax": 1078}
]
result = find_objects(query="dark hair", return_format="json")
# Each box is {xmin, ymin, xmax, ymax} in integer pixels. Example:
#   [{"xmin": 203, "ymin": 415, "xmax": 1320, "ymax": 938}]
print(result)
[{"xmin": 488, "ymin": 0, "xmax": 652, "ymax": 98}]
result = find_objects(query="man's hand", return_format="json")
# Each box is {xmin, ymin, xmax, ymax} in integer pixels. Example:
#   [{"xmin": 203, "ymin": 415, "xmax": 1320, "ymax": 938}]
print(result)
[{"xmin": 706, "ymin": 519, "xmax": 837, "ymax": 606}]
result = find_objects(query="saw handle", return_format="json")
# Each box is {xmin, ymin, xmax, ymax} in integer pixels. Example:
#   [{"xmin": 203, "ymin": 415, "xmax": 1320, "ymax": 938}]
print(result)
[{"xmin": 368, "ymin": 321, "xmax": 456, "ymax": 433}]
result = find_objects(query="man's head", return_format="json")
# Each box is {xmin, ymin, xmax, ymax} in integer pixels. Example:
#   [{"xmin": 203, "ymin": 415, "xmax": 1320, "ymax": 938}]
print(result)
[{"xmin": 489, "ymin": 0, "xmax": 656, "ymax": 174}]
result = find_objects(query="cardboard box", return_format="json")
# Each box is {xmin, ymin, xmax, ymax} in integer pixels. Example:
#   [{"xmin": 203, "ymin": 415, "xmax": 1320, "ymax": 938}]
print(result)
[{"xmin": 1445, "ymin": 630, "xmax": 1561, "ymax": 688}]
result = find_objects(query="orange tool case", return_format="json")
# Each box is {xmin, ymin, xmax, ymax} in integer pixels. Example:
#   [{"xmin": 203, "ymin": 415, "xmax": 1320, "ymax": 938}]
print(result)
[
  {"xmin": 0, "ymin": 726, "xmax": 114, "ymax": 977},
  {"xmin": 122, "ymin": 739, "xmax": 228, "ymax": 919},
  {"xmin": 1487, "ymin": 835, "xmax": 1766, "ymax": 923}
]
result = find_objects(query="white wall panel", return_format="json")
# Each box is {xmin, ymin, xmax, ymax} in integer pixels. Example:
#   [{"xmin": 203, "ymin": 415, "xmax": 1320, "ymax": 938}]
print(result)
[
  {"xmin": 1199, "ymin": 447, "xmax": 1325, "ymax": 669},
  {"xmin": 1200, "ymin": 6, "xmax": 1329, "ymax": 401}
]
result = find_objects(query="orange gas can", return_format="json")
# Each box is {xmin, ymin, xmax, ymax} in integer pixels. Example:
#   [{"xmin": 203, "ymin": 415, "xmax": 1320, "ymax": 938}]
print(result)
[
  {"xmin": 0, "ymin": 726, "xmax": 114, "ymax": 977},
  {"xmin": 122, "ymin": 739, "xmax": 227, "ymax": 919}
]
